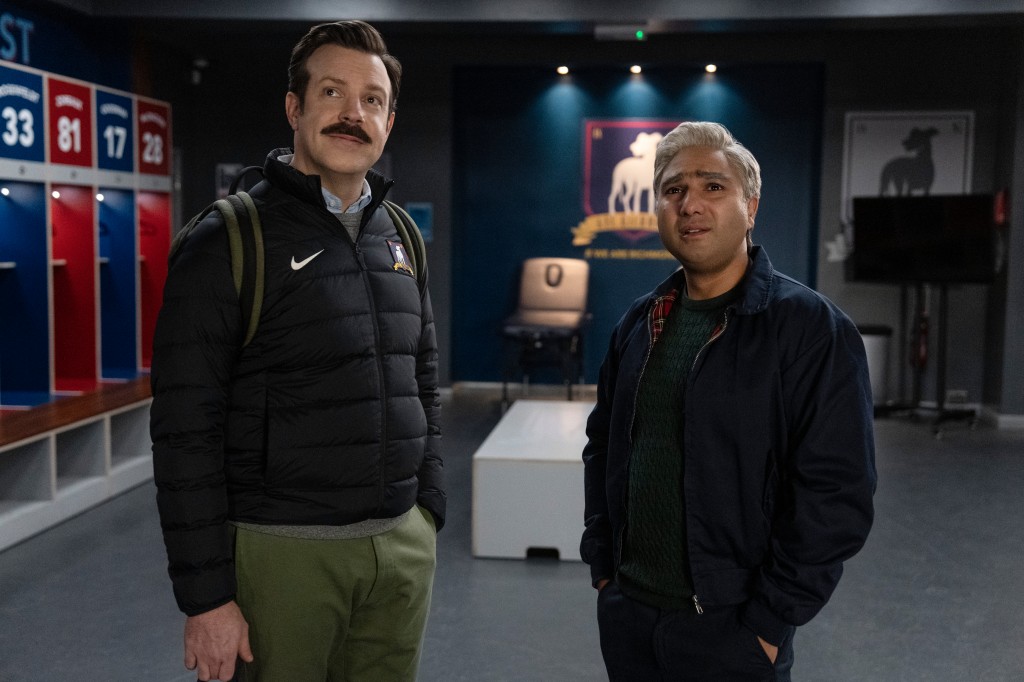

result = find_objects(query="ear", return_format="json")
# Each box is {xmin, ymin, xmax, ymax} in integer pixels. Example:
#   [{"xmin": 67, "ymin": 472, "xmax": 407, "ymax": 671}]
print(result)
[
  {"xmin": 384, "ymin": 110, "xmax": 396, "ymax": 137},
  {"xmin": 285, "ymin": 91, "xmax": 301, "ymax": 131},
  {"xmin": 746, "ymin": 196, "xmax": 759, "ymax": 228}
]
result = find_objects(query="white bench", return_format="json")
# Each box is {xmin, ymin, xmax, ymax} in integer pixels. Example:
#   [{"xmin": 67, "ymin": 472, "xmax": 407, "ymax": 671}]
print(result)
[{"xmin": 472, "ymin": 399, "xmax": 593, "ymax": 561}]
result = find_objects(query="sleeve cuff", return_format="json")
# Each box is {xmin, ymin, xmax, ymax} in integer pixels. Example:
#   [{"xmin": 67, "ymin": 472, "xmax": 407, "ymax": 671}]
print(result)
[{"xmin": 740, "ymin": 598, "xmax": 791, "ymax": 647}]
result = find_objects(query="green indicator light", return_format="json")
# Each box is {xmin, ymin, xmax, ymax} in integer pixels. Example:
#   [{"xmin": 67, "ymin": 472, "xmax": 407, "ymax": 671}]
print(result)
[{"xmin": 635, "ymin": 30, "xmax": 645, "ymax": 40}]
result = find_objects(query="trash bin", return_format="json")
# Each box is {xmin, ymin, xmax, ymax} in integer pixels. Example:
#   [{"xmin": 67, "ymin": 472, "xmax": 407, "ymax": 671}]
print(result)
[{"xmin": 857, "ymin": 324, "xmax": 892, "ymax": 407}]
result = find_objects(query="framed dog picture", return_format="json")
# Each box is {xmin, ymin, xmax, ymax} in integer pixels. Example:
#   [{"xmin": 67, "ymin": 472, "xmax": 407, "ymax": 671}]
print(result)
[{"xmin": 840, "ymin": 111, "xmax": 974, "ymax": 225}]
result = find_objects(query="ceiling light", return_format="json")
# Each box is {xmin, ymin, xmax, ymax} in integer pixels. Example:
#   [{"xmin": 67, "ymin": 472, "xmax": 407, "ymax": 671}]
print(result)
[
  {"xmin": 96, "ymin": 193, "xmax": 105, "ymax": 202},
  {"xmin": 630, "ymin": 65, "xmax": 642, "ymax": 75},
  {"xmin": 557, "ymin": 65, "xmax": 569, "ymax": 75},
  {"xmin": 51, "ymin": 190, "xmax": 60, "ymax": 199},
  {"xmin": 705, "ymin": 64, "xmax": 718, "ymax": 73},
  {"xmin": 1, "ymin": 187, "xmax": 9, "ymax": 197}
]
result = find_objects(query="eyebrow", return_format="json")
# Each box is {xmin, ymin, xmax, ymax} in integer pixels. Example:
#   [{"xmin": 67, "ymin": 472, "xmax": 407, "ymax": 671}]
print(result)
[
  {"xmin": 660, "ymin": 169, "xmax": 730, "ymax": 188},
  {"xmin": 318, "ymin": 76, "xmax": 388, "ymax": 97}
]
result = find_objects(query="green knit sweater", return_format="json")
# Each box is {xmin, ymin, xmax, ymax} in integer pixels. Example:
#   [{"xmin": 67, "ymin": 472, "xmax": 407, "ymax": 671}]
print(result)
[{"xmin": 617, "ymin": 289, "xmax": 735, "ymax": 609}]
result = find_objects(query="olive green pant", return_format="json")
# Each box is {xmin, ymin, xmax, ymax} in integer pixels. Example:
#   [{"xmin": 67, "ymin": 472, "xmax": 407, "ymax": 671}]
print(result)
[{"xmin": 233, "ymin": 507, "xmax": 437, "ymax": 681}]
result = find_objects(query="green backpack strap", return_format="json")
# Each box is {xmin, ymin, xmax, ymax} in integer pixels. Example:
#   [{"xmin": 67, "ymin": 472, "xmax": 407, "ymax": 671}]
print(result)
[
  {"xmin": 173, "ymin": 191, "xmax": 264, "ymax": 349},
  {"xmin": 175, "ymin": 194, "xmax": 415, "ymax": 350},
  {"xmin": 382, "ymin": 200, "xmax": 427, "ymax": 294},
  {"xmin": 218, "ymin": 191, "xmax": 264, "ymax": 348}
]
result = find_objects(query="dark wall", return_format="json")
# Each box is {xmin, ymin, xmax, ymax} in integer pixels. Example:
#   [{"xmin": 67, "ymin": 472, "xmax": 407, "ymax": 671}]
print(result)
[
  {"xmin": 451, "ymin": 63, "xmax": 823, "ymax": 382},
  {"xmin": 23, "ymin": 9, "xmax": 1020, "ymax": 414},
  {"xmin": 815, "ymin": 28, "xmax": 1022, "ymax": 410},
  {"xmin": 136, "ymin": 23, "xmax": 1023, "ymax": 412},
  {"xmin": 1, "ymin": 0, "xmax": 131, "ymax": 89}
]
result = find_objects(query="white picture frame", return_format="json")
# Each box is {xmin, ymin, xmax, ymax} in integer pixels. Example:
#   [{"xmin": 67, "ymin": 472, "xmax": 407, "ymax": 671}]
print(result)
[{"xmin": 840, "ymin": 111, "xmax": 974, "ymax": 225}]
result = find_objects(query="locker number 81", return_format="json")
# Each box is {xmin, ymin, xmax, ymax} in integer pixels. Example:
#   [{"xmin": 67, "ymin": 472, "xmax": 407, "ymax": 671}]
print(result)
[{"xmin": 57, "ymin": 115, "xmax": 81, "ymax": 153}]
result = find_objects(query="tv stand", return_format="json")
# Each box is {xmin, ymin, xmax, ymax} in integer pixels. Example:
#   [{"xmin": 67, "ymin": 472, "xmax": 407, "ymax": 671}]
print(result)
[
  {"xmin": 931, "ymin": 282, "xmax": 978, "ymax": 435},
  {"xmin": 875, "ymin": 281, "xmax": 977, "ymax": 437}
]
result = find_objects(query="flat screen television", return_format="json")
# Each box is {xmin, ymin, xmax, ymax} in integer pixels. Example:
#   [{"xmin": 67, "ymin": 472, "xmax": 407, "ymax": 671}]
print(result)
[{"xmin": 849, "ymin": 194, "xmax": 997, "ymax": 283}]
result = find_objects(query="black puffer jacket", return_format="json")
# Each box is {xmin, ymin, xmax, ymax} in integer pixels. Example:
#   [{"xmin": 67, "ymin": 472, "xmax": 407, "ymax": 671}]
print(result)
[{"xmin": 151, "ymin": 148, "xmax": 444, "ymax": 616}]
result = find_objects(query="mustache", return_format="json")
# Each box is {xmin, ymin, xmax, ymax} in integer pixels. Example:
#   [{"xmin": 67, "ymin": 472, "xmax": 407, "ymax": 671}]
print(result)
[{"xmin": 320, "ymin": 122, "xmax": 372, "ymax": 143}]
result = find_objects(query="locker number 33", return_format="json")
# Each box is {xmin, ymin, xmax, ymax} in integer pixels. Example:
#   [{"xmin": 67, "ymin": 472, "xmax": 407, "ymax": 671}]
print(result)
[{"xmin": 2, "ymin": 106, "xmax": 33, "ymax": 147}]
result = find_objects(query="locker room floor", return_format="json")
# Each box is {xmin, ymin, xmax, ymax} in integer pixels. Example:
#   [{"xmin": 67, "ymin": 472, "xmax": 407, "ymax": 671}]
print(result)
[{"xmin": 1, "ymin": 386, "xmax": 1023, "ymax": 681}]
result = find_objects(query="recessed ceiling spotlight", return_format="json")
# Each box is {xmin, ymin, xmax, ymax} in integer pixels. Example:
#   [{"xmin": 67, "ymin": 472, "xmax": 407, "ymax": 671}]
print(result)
[
  {"xmin": 1, "ymin": 187, "xmax": 9, "ymax": 197},
  {"xmin": 96, "ymin": 193, "xmax": 105, "ymax": 202},
  {"xmin": 51, "ymin": 190, "xmax": 61, "ymax": 200},
  {"xmin": 630, "ymin": 65, "xmax": 642, "ymax": 75},
  {"xmin": 557, "ymin": 65, "xmax": 570, "ymax": 75},
  {"xmin": 705, "ymin": 64, "xmax": 718, "ymax": 74}
]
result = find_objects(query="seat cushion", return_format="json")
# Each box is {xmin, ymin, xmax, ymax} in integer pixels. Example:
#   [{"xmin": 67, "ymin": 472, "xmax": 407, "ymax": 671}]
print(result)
[{"xmin": 502, "ymin": 310, "xmax": 584, "ymax": 338}]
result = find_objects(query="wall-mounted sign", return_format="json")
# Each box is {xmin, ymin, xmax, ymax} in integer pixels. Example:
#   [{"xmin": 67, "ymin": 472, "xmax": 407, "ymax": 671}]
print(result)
[
  {"xmin": 95, "ymin": 88, "xmax": 134, "ymax": 172},
  {"xmin": 0, "ymin": 12, "xmax": 34, "ymax": 65},
  {"xmin": 0, "ymin": 61, "xmax": 44, "ymax": 162},
  {"xmin": 405, "ymin": 202, "xmax": 433, "ymax": 243},
  {"xmin": 825, "ymin": 110, "xmax": 975, "ymax": 263},
  {"xmin": 573, "ymin": 119, "xmax": 680, "ymax": 260},
  {"xmin": 47, "ymin": 75, "xmax": 93, "ymax": 167},
  {"xmin": 136, "ymin": 98, "xmax": 170, "ymax": 175}
]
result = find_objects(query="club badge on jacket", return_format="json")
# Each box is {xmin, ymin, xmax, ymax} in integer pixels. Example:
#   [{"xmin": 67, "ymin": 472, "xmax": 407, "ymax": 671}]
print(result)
[{"xmin": 387, "ymin": 240, "xmax": 414, "ymax": 276}]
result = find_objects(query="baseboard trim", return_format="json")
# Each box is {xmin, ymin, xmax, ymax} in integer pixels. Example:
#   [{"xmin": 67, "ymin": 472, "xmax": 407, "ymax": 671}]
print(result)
[{"xmin": 979, "ymin": 406, "xmax": 1024, "ymax": 430}]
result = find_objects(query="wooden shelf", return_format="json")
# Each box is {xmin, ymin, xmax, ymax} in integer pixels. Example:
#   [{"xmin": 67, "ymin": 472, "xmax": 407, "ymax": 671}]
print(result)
[
  {"xmin": 0, "ymin": 377, "xmax": 150, "ymax": 448},
  {"xmin": 0, "ymin": 377, "xmax": 153, "ymax": 552}
]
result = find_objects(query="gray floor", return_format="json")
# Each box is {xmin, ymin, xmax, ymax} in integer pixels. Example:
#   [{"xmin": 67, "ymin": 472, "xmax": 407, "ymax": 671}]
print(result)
[{"xmin": 1, "ymin": 388, "xmax": 1023, "ymax": 681}]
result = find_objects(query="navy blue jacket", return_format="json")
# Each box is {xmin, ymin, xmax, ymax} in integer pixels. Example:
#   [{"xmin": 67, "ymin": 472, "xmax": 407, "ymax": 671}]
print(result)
[
  {"xmin": 151, "ymin": 149, "xmax": 444, "ymax": 616},
  {"xmin": 581, "ymin": 246, "xmax": 876, "ymax": 646}
]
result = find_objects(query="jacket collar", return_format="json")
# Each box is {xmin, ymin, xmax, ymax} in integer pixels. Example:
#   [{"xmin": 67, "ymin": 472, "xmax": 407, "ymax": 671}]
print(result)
[
  {"xmin": 735, "ymin": 245, "xmax": 774, "ymax": 315},
  {"xmin": 263, "ymin": 147, "xmax": 395, "ymax": 214},
  {"xmin": 651, "ymin": 245, "xmax": 775, "ymax": 316}
]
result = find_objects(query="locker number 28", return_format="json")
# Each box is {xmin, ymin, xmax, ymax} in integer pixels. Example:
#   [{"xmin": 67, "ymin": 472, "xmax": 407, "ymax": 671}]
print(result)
[{"xmin": 142, "ymin": 130, "xmax": 163, "ymax": 165}]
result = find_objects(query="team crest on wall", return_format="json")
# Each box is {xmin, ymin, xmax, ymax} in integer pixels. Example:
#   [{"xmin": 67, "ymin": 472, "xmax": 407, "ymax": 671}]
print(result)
[{"xmin": 572, "ymin": 119, "xmax": 679, "ymax": 258}]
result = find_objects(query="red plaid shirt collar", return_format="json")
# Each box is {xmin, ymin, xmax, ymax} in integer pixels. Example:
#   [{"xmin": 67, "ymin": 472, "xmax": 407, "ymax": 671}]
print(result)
[
  {"xmin": 649, "ymin": 290, "xmax": 679, "ymax": 345},
  {"xmin": 649, "ymin": 288, "xmax": 729, "ymax": 346}
]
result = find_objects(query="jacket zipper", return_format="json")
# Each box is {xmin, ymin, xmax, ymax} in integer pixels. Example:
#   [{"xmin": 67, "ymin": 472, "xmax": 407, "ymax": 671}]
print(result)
[
  {"xmin": 615, "ymin": 301, "xmax": 658, "ymax": 572},
  {"xmin": 691, "ymin": 308, "xmax": 730, "ymax": 372},
  {"xmin": 627, "ymin": 298, "xmax": 662, "ymax": 444},
  {"xmin": 687, "ymin": 307, "xmax": 731, "ymax": 613},
  {"xmin": 353, "ymin": 241, "xmax": 390, "ymax": 514}
]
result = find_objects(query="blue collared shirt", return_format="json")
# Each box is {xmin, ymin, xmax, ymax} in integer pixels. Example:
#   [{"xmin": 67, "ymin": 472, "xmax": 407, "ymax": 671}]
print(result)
[
  {"xmin": 281, "ymin": 152, "xmax": 372, "ymax": 213},
  {"xmin": 322, "ymin": 180, "xmax": 372, "ymax": 215}
]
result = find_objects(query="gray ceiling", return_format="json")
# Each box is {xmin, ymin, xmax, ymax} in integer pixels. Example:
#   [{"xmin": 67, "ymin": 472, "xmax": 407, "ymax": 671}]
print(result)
[{"xmin": 44, "ymin": 0, "xmax": 1024, "ymax": 29}]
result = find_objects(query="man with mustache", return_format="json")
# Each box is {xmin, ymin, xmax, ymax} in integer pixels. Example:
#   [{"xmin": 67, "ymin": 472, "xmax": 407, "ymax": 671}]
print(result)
[
  {"xmin": 581, "ymin": 122, "xmax": 876, "ymax": 680},
  {"xmin": 150, "ymin": 20, "xmax": 443, "ymax": 682}
]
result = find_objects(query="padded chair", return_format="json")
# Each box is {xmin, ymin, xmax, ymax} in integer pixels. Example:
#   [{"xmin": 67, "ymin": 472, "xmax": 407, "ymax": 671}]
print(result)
[{"xmin": 501, "ymin": 258, "xmax": 590, "ymax": 405}]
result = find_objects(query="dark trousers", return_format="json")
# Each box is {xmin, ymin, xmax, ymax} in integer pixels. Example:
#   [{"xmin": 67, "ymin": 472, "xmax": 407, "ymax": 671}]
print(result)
[{"xmin": 597, "ymin": 581, "xmax": 796, "ymax": 682}]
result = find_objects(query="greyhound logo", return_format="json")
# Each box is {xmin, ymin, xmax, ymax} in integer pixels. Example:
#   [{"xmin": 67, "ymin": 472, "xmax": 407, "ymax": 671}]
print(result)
[
  {"xmin": 608, "ymin": 132, "xmax": 663, "ymax": 213},
  {"xmin": 574, "ymin": 120, "xmax": 680, "ymax": 247},
  {"xmin": 879, "ymin": 127, "xmax": 938, "ymax": 196}
]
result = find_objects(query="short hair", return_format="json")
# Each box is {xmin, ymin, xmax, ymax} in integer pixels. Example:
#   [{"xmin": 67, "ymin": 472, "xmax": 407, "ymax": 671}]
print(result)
[
  {"xmin": 288, "ymin": 20, "xmax": 401, "ymax": 113},
  {"xmin": 653, "ymin": 121, "xmax": 761, "ymax": 200}
]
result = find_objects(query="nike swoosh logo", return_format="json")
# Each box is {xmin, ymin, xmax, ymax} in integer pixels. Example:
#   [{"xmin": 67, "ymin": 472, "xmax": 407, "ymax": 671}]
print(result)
[{"xmin": 291, "ymin": 249, "xmax": 324, "ymax": 270}]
